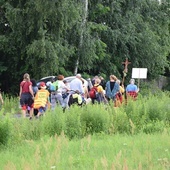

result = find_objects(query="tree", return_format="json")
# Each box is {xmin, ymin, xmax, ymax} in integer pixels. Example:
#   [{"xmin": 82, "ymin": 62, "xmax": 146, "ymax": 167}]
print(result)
[
  {"xmin": 0, "ymin": 0, "xmax": 169, "ymax": 94},
  {"xmin": 87, "ymin": 0, "xmax": 170, "ymax": 80},
  {"xmin": 0, "ymin": 0, "xmax": 81, "ymax": 93}
]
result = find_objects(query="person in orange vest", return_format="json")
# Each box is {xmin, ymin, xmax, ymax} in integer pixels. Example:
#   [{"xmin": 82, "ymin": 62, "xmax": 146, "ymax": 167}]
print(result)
[{"xmin": 34, "ymin": 82, "xmax": 50, "ymax": 118}]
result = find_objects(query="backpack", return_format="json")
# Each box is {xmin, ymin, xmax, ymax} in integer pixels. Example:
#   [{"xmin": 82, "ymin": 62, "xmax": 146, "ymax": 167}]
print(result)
[
  {"xmin": 89, "ymin": 85, "xmax": 99, "ymax": 99},
  {"xmin": 49, "ymin": 81, "xmax": 58, "ymax": 92},
  {"xmin": 32, "ymin": 86, "xmax": 38, "ymax": 95}
]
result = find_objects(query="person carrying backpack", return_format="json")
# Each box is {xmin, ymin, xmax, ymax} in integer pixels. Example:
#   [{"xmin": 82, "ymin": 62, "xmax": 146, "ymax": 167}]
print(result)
[
  {"xmin": 34, "ymin": 82, "xmax": 50, "ymax": 118},
  {"xmin": 49, "ymin": 78, "xmax": 58, "ymax": 92},
  {"xmin": 50, "ymin": 77, "xmax": 59, "ymax": 110},
  {"xmin": 51, "ymin": 75, "xmax": 69, "ymax": 110},
  {"xmin": 89, "ymin": 78, "xmax": 106, "ymax": 104}
]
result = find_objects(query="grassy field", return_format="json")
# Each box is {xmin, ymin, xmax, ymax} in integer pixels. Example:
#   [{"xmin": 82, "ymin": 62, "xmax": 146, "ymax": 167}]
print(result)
[
  {"xmin": 0, "ymin": 91, "xmax": 170, "ymax": 169},
  {"xmin": 0, "ymin": 133, "xmax": 170, "ymax": 170}
]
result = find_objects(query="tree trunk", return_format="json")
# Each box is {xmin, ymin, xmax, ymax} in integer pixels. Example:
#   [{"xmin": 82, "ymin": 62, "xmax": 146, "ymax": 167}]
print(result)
[{"xmin": 74, "ymin": 0, "xmax": 88, "ymax": 75}]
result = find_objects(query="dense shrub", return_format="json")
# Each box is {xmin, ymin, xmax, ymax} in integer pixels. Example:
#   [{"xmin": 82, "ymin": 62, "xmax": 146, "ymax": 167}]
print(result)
[
  {"xmin": 64, "ymin": 106, "xmax": 83, "ymax": 139},
  {"xmin": 0, "ymin": 114, "xmax": 12, "ymax": 146},
  {"xmin": 0, "ymin": 91, "xmax": 170, "ymax": 147},
  {"xmin": 41, "ymin": 108, "xmax": 65, "ymax": 136},
  {"xmin": 142, "ymin": 121, "xmax": 167, "ymax": 134},
  {"xmin": 111, "ymin": 108, "xmax": 131, "ymax": 134},
  {"xmin": 2, "ymin": 95, "xmax": 20, "ymax": 114},
  {"xmin": 20, "ymin": 118, "xmax": 42, "ymax": 140},
  {"xmin": 80, "ymin": 104, "xmax": 111, "ymax": 135}
]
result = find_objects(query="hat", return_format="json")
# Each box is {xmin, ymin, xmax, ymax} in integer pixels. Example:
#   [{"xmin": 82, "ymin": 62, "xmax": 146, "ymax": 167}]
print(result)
[{"xmin": 40, "ymin": 82, "xmax": 46, "ymax": 89}]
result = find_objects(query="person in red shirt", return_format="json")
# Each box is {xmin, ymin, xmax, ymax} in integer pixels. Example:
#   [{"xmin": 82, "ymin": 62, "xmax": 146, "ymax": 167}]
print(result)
[{"xmin": 19, "ymin": 73, "xmax": 34, "ymax": 119}]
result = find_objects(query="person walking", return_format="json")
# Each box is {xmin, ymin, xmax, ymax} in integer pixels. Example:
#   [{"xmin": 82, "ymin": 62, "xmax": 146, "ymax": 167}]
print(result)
[
  {"xmin": 33, "ymin": 82, "xmax": 50, "ymax": 118},
  {"xmin": 91, "ymin": 78, "xmax": 106, "ymax": 104},
  {"xmin": 56, "ymin": 75, "xmax": 70, "ymax": 109},
  {"xmin": 19, "ymin": 73, "xmax": 34, "ymax": 119},
  {"xmin": 82, "ymin": 79, "xmax": 91, "ymax": 104},
  {"xmin": 115, "ymin": 79, "xmax": 125, "ymax": 107},
  {"xmin": 126, "ymin": 78, "xmax": 139, "ymax": 100},
  {"xmin": 105, "ymin": 75, "xmax": 120, "ymax": 104},
  {"xmin": 68, "ymin": 74, "xmax": 84, "ymax": 106},
  {"xmin": 31, "ymin": 79, "xmax": 38, "ymax": 96},
  {"xmin": 69, "ymin": 74, "xmax": 84, "ymax": 94}
]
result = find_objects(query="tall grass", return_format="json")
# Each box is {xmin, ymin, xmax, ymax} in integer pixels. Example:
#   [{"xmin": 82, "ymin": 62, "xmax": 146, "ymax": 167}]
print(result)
[
  {"xmin": 0, "ymin": 91, "xmax": 170, "ymax": 148},
  {"xmin": 1, "ymin": 94, "xmax": 20, "ymax": 115},
  {"xmin": 0, "ymin": 133, "xmax": 169, "ymax": 170}
]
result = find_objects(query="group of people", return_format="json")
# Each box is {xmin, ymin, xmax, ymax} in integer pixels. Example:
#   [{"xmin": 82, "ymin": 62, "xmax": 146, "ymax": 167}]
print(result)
[
  {"xmin": 18, "ymin": 73, "xmax": 139, "ymax": 119},
  {"xmin": 88, "ymin": 75, "xmax": 139, "ymax": 106}
]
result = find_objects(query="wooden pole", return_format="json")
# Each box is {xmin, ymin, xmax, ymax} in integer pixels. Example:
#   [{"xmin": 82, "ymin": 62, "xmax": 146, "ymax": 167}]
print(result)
[{"xmin": 122, "ymin": 58, "xmax": 131, "ymax": 85}]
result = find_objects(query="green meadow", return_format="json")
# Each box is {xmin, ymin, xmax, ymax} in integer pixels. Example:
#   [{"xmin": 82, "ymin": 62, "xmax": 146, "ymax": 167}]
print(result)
[
  {"xmin": 0, "ymin": 91, "xmax": 170, "ymax": 169},
  {"xmin": 0, "ymin": 133, "xmax": 169, "ymax": 170}
]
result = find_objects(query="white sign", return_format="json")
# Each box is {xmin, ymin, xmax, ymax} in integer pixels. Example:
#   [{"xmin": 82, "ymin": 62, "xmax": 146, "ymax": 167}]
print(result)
[{"xmin": 132, "ymin": 68, "xmax": 147, "ymax": 79}]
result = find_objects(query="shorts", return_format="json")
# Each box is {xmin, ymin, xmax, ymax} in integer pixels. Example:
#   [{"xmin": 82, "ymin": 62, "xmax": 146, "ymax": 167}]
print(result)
[
  {"xmin": 38, "ymin": 106, "xmax": 47, "ymax": 113},
  {"xmin": 20, "ymin": 93, "xmax": 34, "ymax": 110}
]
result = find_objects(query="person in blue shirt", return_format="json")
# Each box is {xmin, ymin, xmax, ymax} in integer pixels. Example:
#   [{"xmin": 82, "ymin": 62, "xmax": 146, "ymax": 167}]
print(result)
[
  {"xmin": 126, "ymin": 79, "xmax": 139, "ymax": 100},
  {"xmin": 69, "ymin": 74, "xmax": 84, "ymax": 94},
  {"xmin": 68, "ymin": 74, "xmax": 84, "ymax": 107},
  {"xmin": 105, "ymin": 75, "xmax": 120, "ymax": 102}
]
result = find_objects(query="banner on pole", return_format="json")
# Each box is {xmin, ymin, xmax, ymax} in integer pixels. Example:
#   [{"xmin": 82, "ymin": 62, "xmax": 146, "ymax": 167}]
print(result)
[{"xmin": 132, "ymin": 68, "xmax": 147, "ymax": 79}]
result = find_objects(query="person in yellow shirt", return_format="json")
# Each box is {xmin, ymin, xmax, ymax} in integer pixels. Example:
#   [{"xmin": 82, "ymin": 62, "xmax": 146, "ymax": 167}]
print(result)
[
  {"xmin": 92, "ymin": 78, "xmax": 107, "ymax": 104},
  {"xmin": 115, "ymin": 79, "xmax": 125, "ymax": 107},
  {"xmin": 34, "ymin": 82, "xmax": 50, "ymax": 118}
]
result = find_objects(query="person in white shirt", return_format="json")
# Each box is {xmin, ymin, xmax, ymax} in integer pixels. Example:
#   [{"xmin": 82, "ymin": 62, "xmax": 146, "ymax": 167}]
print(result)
[
  {"xmin": 56, "ymin": 75, "xmax": 70, "ymax": 108},
  {"xmin": 69, "ymin": 74, "xmax": 84, "ymax": 94},
  {"xmin": 68, "ymin": 74, "xmax": 85, "ymax": 107}
]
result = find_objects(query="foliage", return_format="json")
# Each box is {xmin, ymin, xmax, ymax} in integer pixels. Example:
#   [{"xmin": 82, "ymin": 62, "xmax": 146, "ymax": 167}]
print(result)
[
  {"xmin": 2, "ymin": 94, "xmax": 20, "ymax": 113},
  {"xmin": 80, "ymin": 104, "xmax": 111, "ymax": 135},
  {"xmin": 41, "ymin": 109, "xmax": 65, "ymax": 136},
  {"xmin": 0, "ymin": 91, "xmax": 170, "ymax": 147},
  {"xmin": 111, "ymin": 109, "xmax": 131, "ymax": 134},
  {"xmin": 142, "ymin": 120, "xmax": 167, "ymax": 134},
  {"xmin": 0, "ymin": 115, "xmax": 12, "ymax": 146},
  {"xmin": 0, "ymin": 133, "xmax": 170, "ymax": 169},
  {"xmin": 0, "ymin": 0, "xmax": 169, "ymax": 94},
  {"xmin": 64, "ymin": 106, "xmax": 83, "ymax": 139}
]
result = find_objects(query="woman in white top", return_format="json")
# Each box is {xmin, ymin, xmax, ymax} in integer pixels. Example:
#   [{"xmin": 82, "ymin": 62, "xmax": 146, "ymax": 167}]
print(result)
[{"xmin": 56, "ymin": 75, "xmax": 70, "ymax": 109}]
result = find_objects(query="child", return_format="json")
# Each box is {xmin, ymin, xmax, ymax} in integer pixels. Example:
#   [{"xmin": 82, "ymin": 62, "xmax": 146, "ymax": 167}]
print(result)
[{"xmin": 34, "ymin": 82, "xmax": 50, "ymax": 118}]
